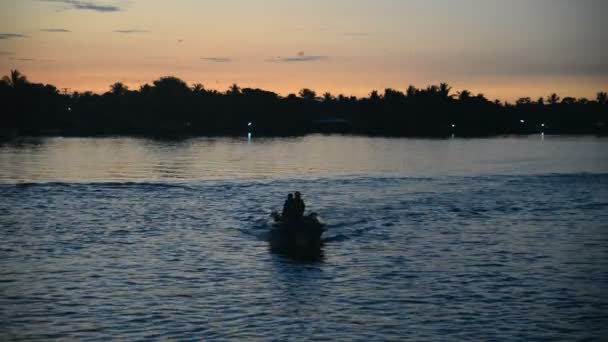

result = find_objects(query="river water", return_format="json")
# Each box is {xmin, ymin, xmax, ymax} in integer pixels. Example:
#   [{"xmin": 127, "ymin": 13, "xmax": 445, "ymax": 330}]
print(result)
[{"xmin": 1, "ymin": 135, "xmax": 607, "ymax": 340}]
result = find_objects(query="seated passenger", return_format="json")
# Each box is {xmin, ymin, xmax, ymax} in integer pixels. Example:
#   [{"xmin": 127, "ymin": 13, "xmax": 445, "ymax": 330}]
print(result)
[
  {"xmin": 282, "ymin": 193, "xmax": 295, "ymax": 220},
  {"xmin": 293, "ymin": 191, "xmax": 306, "ymax": 219}
]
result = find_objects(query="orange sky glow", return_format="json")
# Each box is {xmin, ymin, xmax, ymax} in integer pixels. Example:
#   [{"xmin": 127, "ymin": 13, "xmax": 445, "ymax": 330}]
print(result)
[{"xmin": 1, "ymin": 0, "xmax": 607, "ymax": 102}]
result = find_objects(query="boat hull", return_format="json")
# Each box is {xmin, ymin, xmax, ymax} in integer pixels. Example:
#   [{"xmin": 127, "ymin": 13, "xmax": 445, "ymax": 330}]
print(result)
[{"xmin": 269, "ymin": 212, "xmax": 325, "ymax": 248}]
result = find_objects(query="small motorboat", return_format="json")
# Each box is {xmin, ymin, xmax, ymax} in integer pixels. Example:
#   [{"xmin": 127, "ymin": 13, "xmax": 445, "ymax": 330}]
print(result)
[{"xmin": 269, "ymin": 211, "xmax": 325, "ymax": 248}]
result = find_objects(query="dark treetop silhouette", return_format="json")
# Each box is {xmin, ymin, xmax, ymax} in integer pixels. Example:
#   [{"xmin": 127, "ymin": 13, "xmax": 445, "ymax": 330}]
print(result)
[{"xmin": 1, "ymin": 69, "xmax": 606, "ymax": 139}]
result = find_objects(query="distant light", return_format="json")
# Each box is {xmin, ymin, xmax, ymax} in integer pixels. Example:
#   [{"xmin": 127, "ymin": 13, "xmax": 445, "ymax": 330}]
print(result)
[
  {"xmin": 520, "ymin": 120, "xmax": 525, "ymax": 123},
  {"xmin": 248, "ymin": 122, "xmax": 252, "ymax": 127},
  {"xmin": 451, "ymin": 124, "xmax": 455, "ymax": 128},
  {"xmin": 541, "ymin": 123, "xmax": 545, "ymax": 127},
  {"xmin": 67, "ymin": 107, "xmax": 72, "ymax": 111},
  {"xmin": 247, "ymin": 132, "xmax": 252, "ymax": 140}
]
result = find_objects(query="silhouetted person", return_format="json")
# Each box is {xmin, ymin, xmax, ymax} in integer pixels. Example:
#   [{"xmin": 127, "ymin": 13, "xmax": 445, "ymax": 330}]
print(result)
[
  {"xmin": 282, "ymin": 193, "xmax": 294, "ymax": 220},
  {"xmin": 294, "ymin": 191, "xmax": 306, "ymax": 219}
]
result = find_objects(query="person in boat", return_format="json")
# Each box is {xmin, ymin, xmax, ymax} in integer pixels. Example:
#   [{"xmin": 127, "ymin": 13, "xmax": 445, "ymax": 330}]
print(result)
[
  {"xmin": 293, "ymin": 191, "xmax": 306, "ymax": 219},
  {"xmin": 282, "ymin": 193, "xmax": 294, "ymax": 220}
]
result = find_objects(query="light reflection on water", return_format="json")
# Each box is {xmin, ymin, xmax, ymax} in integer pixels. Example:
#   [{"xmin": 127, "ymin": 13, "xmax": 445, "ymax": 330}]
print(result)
[
  {"xmin": 1, "ymin": 135, "xmax": 607, "ymax": 340},
  {"xmin": 1, "ymin": 135, "xmax": 607, "ymax": 183}
]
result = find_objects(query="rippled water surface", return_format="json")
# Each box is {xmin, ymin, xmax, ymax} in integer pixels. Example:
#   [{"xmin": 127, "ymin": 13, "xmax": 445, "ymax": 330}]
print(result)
[{"xmin": 1, "ymin": 135, "xmax": 608, "ymax": 340}]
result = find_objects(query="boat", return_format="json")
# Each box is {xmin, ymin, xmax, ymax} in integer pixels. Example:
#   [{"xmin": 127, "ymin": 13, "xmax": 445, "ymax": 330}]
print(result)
[{"xmin": 269, "ymin": 211, "xmax": 325, "ymax": 248}]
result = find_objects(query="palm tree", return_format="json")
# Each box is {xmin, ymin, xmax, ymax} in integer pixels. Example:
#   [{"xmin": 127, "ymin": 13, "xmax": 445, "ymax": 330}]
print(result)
[
  {"xmin": 597, "ymin": 92, "xmax": 607, "ymax": 105},
  {"xmin": 426, "ymin": 85, "xmax": 439, "ymax": 94},
  {"xmin": 191, "ymin": 83, "xmax": 205, "ymax": 95},
  {"xmin": 547, "ymin": 93, "xmax": 560, "ymax": 105},
  {"xmin": 1, "ymin": 69, "xmax": 29, "ymax": 89},
  {"xmin": 227, "ymin": 83, "xmax": 241, "ymax": 96},
  {"xmin": 457, "ymin": 90, "xmax": 472, "ymax": 101},
  {"xmin": 439, "ymin": 83, "xmax": 452, "ymax": 99},
  {"xmin": 322, "ymin": 92, "xmax": 334, "ymax": 103}
]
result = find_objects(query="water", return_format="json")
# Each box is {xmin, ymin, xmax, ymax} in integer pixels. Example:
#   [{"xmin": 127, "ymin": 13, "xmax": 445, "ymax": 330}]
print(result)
[{"xmin": 1, "ymin": 135, "xmax": 607, "ymax": 340}]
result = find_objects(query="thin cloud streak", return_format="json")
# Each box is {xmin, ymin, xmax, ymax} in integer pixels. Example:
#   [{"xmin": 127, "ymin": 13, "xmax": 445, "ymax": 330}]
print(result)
[
  {"xmin": 0, "ymin": 33, "xmax": 30, "ymax": 39},
  {"xmin": 201, "ymin": 57, "xmax": 232, "ymax": 63},
  {"xmin": 0, "ymin": 51, "xmax": 15, "ymax": 56},
  {"xmin": 8, "ymin": 57, "xmax": 56, "ymax": 62},
  {"xmin": 266, "ymin": 55, "xmax": 328, "ymax": 62},
  {"xmin": 41, "ymin": 28, "xmax": 72, "ymax": 32},
  {"xmin": 113, "ymin": 29, "xmax": 149, "ymax": 34},
  {"xmin": 37, "ymin": 0, "xmax": 122, "ymax": 12}
]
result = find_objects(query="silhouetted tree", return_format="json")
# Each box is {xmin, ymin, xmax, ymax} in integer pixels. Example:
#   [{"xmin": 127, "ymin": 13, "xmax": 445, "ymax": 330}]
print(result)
[
  {"xmin": 322, "ymin": 92, "xmax": 335, "ymax": 103},
  {"xmin": 109, "ymin": 82, "xmax": 129, "ymax": 96},
  {"xmin": 139, "ymin": 84, "xmax": 152, "ymax": 94},
  {"xmin": 369, "ymin": 90, "xmax": 381, "ymax": 101},
  {"xmin": 597, "ymin": 92, "xmax": 608, "ymax": 105},
  {"xmin": 383, "ymin": 88, "xmax": 405, "ymax": 101},
  {"xmin": 227, "ymin": 83, "xmax": 241, "ymax": 96},
  {"xmin": 153, "ymin": 76, "xmax": 190, "ymax": 95},
  {"xmin": 1, "ymin": 69, "xmax": 28, "ymax": 89},
  {"xmin": 299, "ymin": 88, "xmax": 317, "ymax": 101},
  {"xmin": 561, "ymin": 97, "xmax": 576, "ymax": 105},
  {"xmin": 547, "ymin": 93, "xmax": 560, "ymax": 105},
  {"xmin": 406, "ymin": 85, "xmax": 417, "ymax": 98},
  {"xmin": 457, "ymin": 90, "xmax": 472, "ymax": 101},
  {"xmin": 439, "ymin": 83, "xmax": 452, "ymax": 99},
  {"xmin": 1, "ymin": 69, "xmax": 606, "ymax": 138},
  {"xmin": 516, "ymin": 97, "xmax": 532, "ymax": 106},
  {"xmin": 191, "ymin": 83, "xmax": 205, "ymax": 94}
]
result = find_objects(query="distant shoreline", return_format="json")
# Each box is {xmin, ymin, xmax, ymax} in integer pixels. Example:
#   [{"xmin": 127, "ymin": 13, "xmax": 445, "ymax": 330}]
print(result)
[
  {"xmin": 2, "ymin": 132, "xmax": 607, "ymax": 143},
  {"xmin": 2, "ymin": 70, "xmax": 607, "ymax": 139}
]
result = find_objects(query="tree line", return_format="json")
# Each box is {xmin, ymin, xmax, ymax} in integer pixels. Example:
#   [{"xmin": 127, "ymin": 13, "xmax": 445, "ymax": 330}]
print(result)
[{"xmin": 1, "ymin": 69, "xmax": 606, "ymax": 139}]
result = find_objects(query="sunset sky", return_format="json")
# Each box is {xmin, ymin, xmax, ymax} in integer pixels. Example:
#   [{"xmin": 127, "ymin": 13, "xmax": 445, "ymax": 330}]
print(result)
[{"xmin": 1, "ymin": 0, "xmax": 607, "ymax": 102}]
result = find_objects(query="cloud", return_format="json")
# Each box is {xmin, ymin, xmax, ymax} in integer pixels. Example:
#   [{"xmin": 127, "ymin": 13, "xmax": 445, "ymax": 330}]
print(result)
[
  {"xmin": 37, "ymin": 0, "xmax": 122, "ymax": 12},
  {"xmin": 266, "ymin": 55, "xmax": 328, "ymax": 63},
  {"xmin": 201, "ymin": 57, "xmax": 232, "ymax": 63},
  {"xmin": 0, "ymin": 51, "xmax": 15, "ymax": 56},
  {"xmin": 0, "ymin": 33, "xmax": 30, "ymax": 39},
  {"xmin": 8, "ymin": 57, "xmax": 56, "ymax": 62},
  {"xmin": 41, "ymin": 28, "xmax": 72, "ymax": 32},
  {"xmin": 113, "ymin": 29, "xmax": 148, "ymax": 34}
]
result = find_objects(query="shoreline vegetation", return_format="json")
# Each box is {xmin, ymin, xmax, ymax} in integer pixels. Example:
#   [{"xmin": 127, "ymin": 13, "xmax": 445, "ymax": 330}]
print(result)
[{"xmin": 1, "ymin": 69, "xmax": 606, "ymax": 139}]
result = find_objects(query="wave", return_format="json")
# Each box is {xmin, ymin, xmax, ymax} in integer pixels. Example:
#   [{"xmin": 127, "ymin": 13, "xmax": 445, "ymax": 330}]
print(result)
[{"xmin": 3, "ymin": 172, "xmax": 607, "ymax": 188}]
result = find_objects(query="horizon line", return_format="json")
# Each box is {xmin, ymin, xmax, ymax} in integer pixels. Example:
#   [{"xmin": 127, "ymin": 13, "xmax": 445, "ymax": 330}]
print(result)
[{"xmin": 1, "ymin": 69, "xmax": 606, "ymax": 104}]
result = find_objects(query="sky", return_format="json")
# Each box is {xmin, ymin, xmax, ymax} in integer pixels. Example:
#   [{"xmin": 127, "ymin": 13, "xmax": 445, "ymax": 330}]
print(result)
[{"xmin": 1, "ymin": 0, "xmax": 607, "ymax": 102}]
